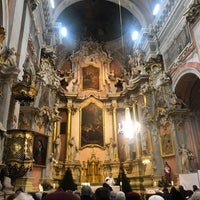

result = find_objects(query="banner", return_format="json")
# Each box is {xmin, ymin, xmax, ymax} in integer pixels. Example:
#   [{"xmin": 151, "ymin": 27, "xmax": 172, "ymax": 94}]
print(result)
[{"xmin": 179, "ymin": 173, "xmax": 200, "ymax": 190}]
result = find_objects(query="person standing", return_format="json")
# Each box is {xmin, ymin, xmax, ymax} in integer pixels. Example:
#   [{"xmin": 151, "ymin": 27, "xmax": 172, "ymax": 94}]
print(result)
[{"xmin": 105, "ymin": 172, "xmax": 115, "ymax": 186}]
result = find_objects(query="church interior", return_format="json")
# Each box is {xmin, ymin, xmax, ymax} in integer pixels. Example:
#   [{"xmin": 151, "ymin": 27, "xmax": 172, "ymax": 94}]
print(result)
[{"xmin": 0, "ymin": 0, "xmax": 200, "ymax": 197}]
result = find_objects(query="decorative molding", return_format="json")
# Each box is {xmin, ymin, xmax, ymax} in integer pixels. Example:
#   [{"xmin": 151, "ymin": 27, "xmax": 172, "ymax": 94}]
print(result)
[
  {"xmin": 184, "ymin": 1, "xmax": 200, "ymax": 24},
  {"xmin": 4, "ymin": 130, "xmax": 34, "ymax": 180},
  {"xmin": 29, "ymin": 0, "xmax": 40, "ymax": 11}
]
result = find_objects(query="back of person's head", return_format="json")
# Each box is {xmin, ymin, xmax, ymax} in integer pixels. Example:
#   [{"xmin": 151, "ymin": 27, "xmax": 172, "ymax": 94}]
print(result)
[
  {"xmin": 186, "ymin": 190, "xmax": 193, "ymax": 198},
  {"xmin": 162, "ymin": 187, "xmax": 169, "ymax": 193},
  {"xmin": 115, "ymin": 191, "xmax": 126, "ymax": 200},
  {"xmin": 170, "ymin": 186, "xmax": 177, "ymax": 193},
  {"xmin": 7, "ymin": 194, "xmax": 17, "ymax": 200},
  {"xmin": 42, "ymin": 190, "xmax": 80, "ymax": 200},
  {"xmin": 95, "ymin": 187, "xmax": 110, "ymax": 200},
  {"xmin": 179, "ymin": 185, "xmax": 184, "ymax": 190},
  {"xmin": 81, "ymin": 185, "xmax": 93, "ymax": 197},
  {"xmin": 193, "ymin": 185, "xmax": 199, "ymax": 191},
  {"xmin": 148, "ymin": 195, "xmax": 165, "ymax": 200},
  {"xmin": 110, "ymin": 191, "xmax": 116, "ymax": 200},
  {"xmin": 103, "ymin": 182, "xmax": 113, "ymax": 191},
  {"xmin": 15, "ymin": 187, "xmax": 24, "ymax": 193},
  {"xmin": 126, "ymin": 192, "xmax": 140, "ymax": 200},
  {"xmin": 28, "ymin": 192, "xmax": 41, "ymax": 200},
  {"xmin": 14, "ymin": 192, "xmax": 34, "ymax": 200},
  {"xmin": 74, "ymin": 190, "xmax": 81, "ymax": 199}
]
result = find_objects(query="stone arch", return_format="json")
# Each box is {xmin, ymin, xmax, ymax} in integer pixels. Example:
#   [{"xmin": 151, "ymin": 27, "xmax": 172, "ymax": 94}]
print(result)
[{"xmin": 172, "ymin": 62, "xmax": 200, "ymax": 110}]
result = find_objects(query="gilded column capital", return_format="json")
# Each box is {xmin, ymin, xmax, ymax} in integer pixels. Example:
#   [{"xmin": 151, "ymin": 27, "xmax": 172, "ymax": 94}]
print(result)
[
  {"xmin": 105, "ymin": 103, "xmax": 114, "ymax": 114},
  {"xmin": 67, "ymin": 101, "xmax": 77, "ymax": 115},
  {"xmin": 111, "ymin": 100, "xmax": 118, "ymax": 109}
]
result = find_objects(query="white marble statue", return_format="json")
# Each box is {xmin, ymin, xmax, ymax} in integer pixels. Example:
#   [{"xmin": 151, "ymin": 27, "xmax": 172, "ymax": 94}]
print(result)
[
  {"xmin": 3, "ymin": 176, "xmax": 14, "ymax": 190},
  {"xmin": 179, "ymin": 144, "xmax": 190, "ymax": 173},
  {"xmin": 54, "ymin": 134, "xmax": 61, "ymax": 161},
  {"xmin": 108, "ymin": 138, "xmax": 117, "ymax": 161},
  {"xmin": 68, "ymin": 137, "xmax": 78, "ymax": 161}
]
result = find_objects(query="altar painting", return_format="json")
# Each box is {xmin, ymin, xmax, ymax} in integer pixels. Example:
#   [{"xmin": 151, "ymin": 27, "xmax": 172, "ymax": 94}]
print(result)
[
  {"xmin": 82, "ymin": 66, "xmax": 99, "ymax": 90},
  {"xmin": 81, "ymin": 103, "xmax": 103, "ymax": 147}
]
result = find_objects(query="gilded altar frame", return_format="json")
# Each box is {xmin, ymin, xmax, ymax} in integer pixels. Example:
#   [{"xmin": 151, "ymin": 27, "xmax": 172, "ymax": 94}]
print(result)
[{"xmin": 80, "ymin": 98, "xmax": 104, "ymax": 149}]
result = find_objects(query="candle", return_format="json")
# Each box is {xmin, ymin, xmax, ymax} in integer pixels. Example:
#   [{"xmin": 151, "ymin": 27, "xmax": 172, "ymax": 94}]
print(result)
[
  {"xmin": 171, "ymin": 181, "xmax": 174, "ymax": 186},
  {"xmin": 53, "ymin": 183, "xmax": 56, "ymax": 189}
]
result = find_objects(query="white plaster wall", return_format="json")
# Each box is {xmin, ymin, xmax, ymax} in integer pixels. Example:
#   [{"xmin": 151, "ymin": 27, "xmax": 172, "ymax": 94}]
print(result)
[
  {"xmin": 8, "ymin": 0, "xmax": 24, "ymax": 49},
  {"xmin": 71, "ymin": 109, "xmax": 80, "ymax": 147},
  {"xmin": 18, "ymin": 5, "xmax": 32, "ymax": 80},
  {"xmin": 104, "ymin": 110, "xmax": 114, "ymax": 143},
  {"xmin": 193, "ymin": 20, "xmax": 200, "ymax": 60}
]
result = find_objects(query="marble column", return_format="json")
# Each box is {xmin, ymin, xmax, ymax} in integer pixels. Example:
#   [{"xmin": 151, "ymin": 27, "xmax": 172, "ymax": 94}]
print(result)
[
  {"xmin": 66, "ymin": 101, "xmax": 72, "ymax": 162},
  {"xmin": 112, "ymin": 100, "xmax": 119, "ymax": 161}
]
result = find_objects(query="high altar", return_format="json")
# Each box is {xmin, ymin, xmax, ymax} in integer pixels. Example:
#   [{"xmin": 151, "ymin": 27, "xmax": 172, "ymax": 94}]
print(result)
[{"xmin": 0, "ymin": 13, "xmax": 199, "ymax": 192}]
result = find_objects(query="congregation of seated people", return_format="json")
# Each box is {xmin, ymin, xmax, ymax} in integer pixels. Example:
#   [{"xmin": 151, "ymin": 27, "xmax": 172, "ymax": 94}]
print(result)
[{"xmin": 5, "ymin": 183, "xmax": 200, "ymax": 200}]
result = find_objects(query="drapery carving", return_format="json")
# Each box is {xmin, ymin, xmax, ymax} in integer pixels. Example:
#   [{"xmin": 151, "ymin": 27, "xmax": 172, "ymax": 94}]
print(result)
[{"xmin": 37, "ymin": 48, "xmax": 62, "ymax": 90}]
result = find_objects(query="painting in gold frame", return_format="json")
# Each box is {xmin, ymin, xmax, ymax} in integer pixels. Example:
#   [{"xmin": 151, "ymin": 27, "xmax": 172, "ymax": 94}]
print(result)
[
  {"xmin": 82, "ymin": 65, "xmax": 99, "ymax": 90},
  {"xmin": 81, "ymin": 102, "xmax": 103, "ymax": 148},
  {"xmin": 160, "ymin": 133, "xmax": 174, "ymax": 157},
  {"xmin": 33, "ymin": 133, "xmax": 48, "ymax": 166}
]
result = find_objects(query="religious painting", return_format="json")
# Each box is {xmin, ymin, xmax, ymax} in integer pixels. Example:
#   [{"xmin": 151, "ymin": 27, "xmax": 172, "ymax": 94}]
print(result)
[
  {"xmin": 82, "ymin": 65, "xmax": 99, "ymax": 90},
  {"xmin": 33, "ymin": 133, "xmax": 48, "ymax": 166},
  {"xmin": 160, "ymin": 133, "xmax": 174, "ymax": 157},
  {"xmin": 81, "ymin": 103, "xmax": 103, "ymax": 147}
]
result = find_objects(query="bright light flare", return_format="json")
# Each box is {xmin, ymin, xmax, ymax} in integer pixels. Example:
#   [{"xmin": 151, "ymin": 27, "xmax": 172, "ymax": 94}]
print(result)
[
  {"xmin": 61, "ymin": 27, "xmax": 67, "ymax": 37},
  {"xmin": 153, "ymin": 3, "xmax": 160, "ymax": 16},
  {"xmin": 50, "ymin": 0, "xmax": 55, "ymax": 9},
  {"xmin": 131, "ymin": 31, "xmax": 139, "ymax": 41}
]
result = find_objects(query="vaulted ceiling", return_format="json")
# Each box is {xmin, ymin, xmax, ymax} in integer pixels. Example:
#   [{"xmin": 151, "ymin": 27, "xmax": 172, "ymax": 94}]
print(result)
[{"xmin": 52, "ymin": 0, "xmax": 156, "ymax": 43}]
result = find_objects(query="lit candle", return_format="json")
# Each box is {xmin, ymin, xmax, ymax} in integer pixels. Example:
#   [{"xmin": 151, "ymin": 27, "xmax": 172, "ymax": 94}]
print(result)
[
  {"xmin": 53, "ymin": 183, "xmax": 56, "ymax": 189},
  {"xmin": 171, "ymin": 181, "xmax": 174, "ymax": 186}
]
